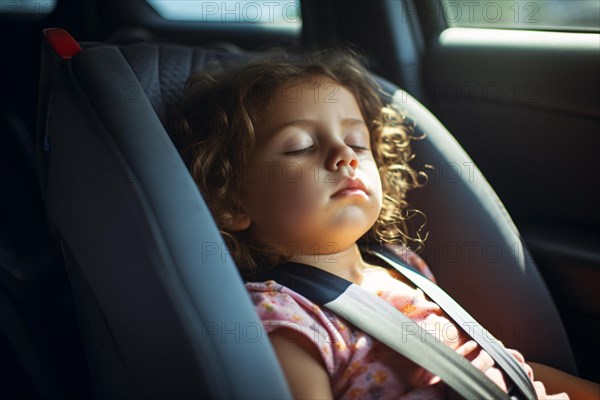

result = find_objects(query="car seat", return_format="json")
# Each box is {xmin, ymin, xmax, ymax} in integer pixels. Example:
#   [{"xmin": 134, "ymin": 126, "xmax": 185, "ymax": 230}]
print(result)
[{"xmin": 35, "ymin": 28, "xmax": 578, "ymax": 399}]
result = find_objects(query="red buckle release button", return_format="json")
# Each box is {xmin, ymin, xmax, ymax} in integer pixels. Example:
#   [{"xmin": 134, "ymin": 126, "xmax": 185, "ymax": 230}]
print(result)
[{"xmin": 44, "ymin": 28, "xmax": 82, "ymax": 60}]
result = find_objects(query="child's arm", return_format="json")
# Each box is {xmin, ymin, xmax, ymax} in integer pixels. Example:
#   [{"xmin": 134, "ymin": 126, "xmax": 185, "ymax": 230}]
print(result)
[
  {"xmin": 269, "ymin": 329, "xmax": 334, "ymax": 400},
  {"xmin": 529, "ymin": 362, "xmax": 599, "ymax": 399}
]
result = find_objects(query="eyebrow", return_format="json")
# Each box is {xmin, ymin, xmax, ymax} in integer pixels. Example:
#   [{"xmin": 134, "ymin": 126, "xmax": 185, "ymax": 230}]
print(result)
[
  {"xmin": 267, "ymin": 118, "xmax": 367, "ymax": 138},
  {"xmin": 343, "ymin": 118, "xmax": 368, "ymax": 127}
]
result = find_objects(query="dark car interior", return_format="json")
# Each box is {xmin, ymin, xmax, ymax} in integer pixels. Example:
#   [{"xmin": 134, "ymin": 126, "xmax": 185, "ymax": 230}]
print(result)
[{"xmin": 1, "ymin": 1, "xmax": 598, "ymax": 399}]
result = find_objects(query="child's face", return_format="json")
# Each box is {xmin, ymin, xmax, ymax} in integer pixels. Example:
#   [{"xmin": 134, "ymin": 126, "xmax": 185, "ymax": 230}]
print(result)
[{"xmin": 234, "ymin": 75, "xmax": 383, "ymax": 256}]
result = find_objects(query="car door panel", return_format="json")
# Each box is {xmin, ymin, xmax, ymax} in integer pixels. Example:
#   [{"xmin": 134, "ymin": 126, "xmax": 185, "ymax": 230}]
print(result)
[{"xmin": 424, "ymin": 26, "xmax": 599, "ymax": 380}]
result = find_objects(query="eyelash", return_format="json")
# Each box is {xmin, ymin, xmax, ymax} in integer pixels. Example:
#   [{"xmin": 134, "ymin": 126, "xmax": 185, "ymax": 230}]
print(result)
[
  {"xmin": 285, "ymin": 144, "xmax": 369, "ymax": 157},
  {"xmin": 350, "ymin": 145, "xmax": 370, "ymax": 152},
  {"xmin": 285, "ymin": 145, "xmax": 316, "ymax": 156}
]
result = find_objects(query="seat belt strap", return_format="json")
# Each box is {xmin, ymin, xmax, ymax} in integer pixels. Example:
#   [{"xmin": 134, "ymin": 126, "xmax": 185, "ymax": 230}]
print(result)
[
  {"xmin": 367, "ymin": 248, "xmax": 537, "ymax": 400},
  {"xmin": 264, "ymin": 263, "xmax": 510, "ymax": 400}
]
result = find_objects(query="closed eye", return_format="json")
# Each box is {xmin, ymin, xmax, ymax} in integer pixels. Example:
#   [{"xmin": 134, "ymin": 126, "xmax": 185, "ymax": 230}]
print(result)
[
  {"xmin": 285, "ymin": 145, "xmax": 317, "ymax": 156},
  {"xmin": 349, "ymin": 145, "xmax": 370, "ymax": 151}
]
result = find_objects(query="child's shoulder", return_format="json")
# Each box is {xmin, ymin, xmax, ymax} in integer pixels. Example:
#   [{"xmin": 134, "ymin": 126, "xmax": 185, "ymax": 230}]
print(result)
[
  {"xmin": 244, "ymin": 279, "xmax": 355, "ymax": 343},
  {"xmin": 245, "ymin": 280, "xmax": 325, "ymax": 317},
  {"xmin": 246, "ymin": 280, "xmax": 357, "ymax": 378}
]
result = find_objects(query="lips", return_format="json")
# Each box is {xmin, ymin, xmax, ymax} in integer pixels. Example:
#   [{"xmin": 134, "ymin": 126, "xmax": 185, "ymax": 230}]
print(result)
[{"xmin": 331, "ymin": 177, "xmax": 369, "ymax": 198}]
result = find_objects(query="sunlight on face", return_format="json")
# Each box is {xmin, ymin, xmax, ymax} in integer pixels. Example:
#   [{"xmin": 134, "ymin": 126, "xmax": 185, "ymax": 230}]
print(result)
[{"xmin": 237, "ymin": 75, "xmax": 383, "ymax": 257}]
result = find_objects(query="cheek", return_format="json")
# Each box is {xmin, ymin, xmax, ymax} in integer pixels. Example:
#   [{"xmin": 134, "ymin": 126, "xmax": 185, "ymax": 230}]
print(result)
[
  {"xmin": 244, "ymin": 163, "xmax": 320, "ymax": 217},
  {"xmin": 273, "ymin": 170, "xmax": 322, "ymax": 213},
  {"xmin": 374, "ymin": 175, "xmax": 384, "ymax": 205},
  {"xmin": 363, "ymin": 159, "xmax": 384, "ymax": 202}
]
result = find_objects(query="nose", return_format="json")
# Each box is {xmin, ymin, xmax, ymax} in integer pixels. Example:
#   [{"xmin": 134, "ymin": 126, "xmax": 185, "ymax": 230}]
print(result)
[{"xmin": 327, "ymin": 143, "xmax": 358, "ymax": 172}]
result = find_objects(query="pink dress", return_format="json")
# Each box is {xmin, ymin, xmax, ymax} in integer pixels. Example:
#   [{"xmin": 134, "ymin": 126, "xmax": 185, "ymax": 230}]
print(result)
[{"xmin": 246, "ymin": 266, "xmax": 569, "ymax": 399}]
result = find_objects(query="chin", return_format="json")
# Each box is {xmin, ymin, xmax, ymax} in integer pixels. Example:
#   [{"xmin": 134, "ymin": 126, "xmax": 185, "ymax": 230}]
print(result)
[{"xmin": 329, "ymin": 226, "xmax": 372, "ymax": 248}]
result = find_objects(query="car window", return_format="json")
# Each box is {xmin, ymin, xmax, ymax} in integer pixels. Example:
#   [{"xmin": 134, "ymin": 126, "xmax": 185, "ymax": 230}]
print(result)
[
  {"xmin": 438, "ymin": 0, "xmax": 599, "ymax": 32},
  {"xmin": 0, "ymin": 0, "xmax": 56, "ymax": 15},
  {"xmin": 146, "ymin": 0, "xmax": 301, "ymax": 32}
]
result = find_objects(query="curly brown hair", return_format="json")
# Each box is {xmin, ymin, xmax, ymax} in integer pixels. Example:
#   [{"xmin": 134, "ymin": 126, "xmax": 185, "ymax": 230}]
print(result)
[{"xmin": 170, "ymin": 47, "xmax": 427, "ymax": 274}]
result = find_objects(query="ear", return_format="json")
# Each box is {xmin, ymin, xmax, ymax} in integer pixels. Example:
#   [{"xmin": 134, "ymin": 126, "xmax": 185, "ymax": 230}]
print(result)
[{"xmin": 228, "ymin": 211, "xmax": 251, "ymax": 232}]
